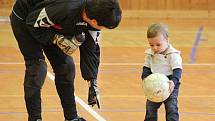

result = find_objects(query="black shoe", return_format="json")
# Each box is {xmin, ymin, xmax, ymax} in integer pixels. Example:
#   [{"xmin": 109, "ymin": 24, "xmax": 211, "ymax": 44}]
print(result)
[
  {"xmin": 29, "ymin": 119, "xmax": 41, "ymax": 121},
  {"xmin": 65, "ymin": 116, "xmax": 86, "ymax": 121}
]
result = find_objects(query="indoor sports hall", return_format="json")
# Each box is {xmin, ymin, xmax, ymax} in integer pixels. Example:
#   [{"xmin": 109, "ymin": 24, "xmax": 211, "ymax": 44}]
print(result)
[{"xmin": 0, "ymin": 0, "xmax": 215, "ymax": 121}]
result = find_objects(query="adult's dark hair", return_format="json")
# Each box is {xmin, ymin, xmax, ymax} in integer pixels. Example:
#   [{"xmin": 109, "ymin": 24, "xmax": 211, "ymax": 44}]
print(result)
[{"xmin": 85, "ymin": 0, "xmax": 122, "ymax": 29}]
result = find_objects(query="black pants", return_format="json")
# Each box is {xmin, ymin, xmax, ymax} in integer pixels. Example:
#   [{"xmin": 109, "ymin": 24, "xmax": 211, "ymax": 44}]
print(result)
[{"xmin": 10, "ymin": 12, "xmax": 77, "ymax": 121}]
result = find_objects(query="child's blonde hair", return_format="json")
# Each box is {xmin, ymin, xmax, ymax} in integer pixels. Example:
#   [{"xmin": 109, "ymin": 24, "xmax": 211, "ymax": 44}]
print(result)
[{"xmin": 147, "ymin": 23, "xmax": 169, "ymax": 39}]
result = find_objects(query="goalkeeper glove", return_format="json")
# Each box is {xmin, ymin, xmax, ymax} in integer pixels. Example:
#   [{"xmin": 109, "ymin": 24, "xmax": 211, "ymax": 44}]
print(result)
[
  {"xmin": 87, "ymin": 79, "xmax": 100, "ymax": 109},
  {"xmin": 53, "ymin": 33, "xmax": 85, "ymax": 55}
]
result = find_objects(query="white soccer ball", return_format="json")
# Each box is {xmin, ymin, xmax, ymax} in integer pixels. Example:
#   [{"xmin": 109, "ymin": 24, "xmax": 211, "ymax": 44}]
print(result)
[{"xmin": 143, "ymin": 73, "xmax": 170, "ymax": 102}]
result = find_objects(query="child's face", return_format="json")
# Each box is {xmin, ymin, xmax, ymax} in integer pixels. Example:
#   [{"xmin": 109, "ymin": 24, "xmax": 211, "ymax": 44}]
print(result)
[{"xmin": 147, "ymin": 33, "xmax": 169, "ymax": 54}]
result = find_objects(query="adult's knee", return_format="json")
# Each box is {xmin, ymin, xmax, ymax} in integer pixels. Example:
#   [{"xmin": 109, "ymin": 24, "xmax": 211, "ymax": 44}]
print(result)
[
  {"xmin": 53, "ymin": 57, "xmax": 75, "ymax": 84},
  {"xmin": 24, "ymin": 59, "xmax": 47, "ymax": 89}
]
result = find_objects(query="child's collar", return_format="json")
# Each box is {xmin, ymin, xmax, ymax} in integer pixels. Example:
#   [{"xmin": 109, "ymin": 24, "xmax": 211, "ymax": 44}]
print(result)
[
  {"xmin": 145, "ymin": 44, "xmax": 180, "ymax": 55},
  {"xmin": 160, "ymin": 44, "xmax": 170, "ymax": 55}
]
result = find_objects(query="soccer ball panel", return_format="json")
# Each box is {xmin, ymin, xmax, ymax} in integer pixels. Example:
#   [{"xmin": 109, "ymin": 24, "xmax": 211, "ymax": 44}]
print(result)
[{"xmin": 143, "ymin": 73, "xmax": 170, "ymax": 102}]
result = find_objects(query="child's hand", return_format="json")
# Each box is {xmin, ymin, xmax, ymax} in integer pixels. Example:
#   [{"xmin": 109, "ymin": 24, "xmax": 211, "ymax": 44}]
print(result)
[{"xmin": 168, "ymin": 80, "xmax": 175, "ymax": 93}]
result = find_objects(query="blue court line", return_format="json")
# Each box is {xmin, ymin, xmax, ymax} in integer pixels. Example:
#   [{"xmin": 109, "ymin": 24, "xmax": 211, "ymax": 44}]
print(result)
[
  {"xmin": 1, "ymin": 109, "xmax": 215, "ymax": 116},
  {"xmin": 189, "ymin": 26, "xmax": 204, "ymax": 64}
]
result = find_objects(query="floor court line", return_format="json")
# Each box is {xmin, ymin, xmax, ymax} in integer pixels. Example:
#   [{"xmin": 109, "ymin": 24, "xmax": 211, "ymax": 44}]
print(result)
[
  {"xmin": 46, "ymin": 72, "xmax": 106, "ymax": 121},
  {"xmin": 1, "ymin": 62, "xmax": 215, "ymax": 119},
  {"xmin": 0, "ymin": 55, "xmax": 106, "ymax": 120}
]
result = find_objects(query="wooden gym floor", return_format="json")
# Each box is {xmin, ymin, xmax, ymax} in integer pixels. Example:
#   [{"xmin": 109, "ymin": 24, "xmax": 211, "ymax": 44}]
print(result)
[{"xmin": 0, "ymin": 9, "xmax": 215, "ymax": 121}]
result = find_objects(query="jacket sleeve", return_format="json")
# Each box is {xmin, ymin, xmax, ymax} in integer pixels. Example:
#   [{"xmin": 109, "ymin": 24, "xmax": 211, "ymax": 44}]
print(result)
[
  {"xmin": 79, "ymin": 30, "xmax": 101, "ymax": 80},
  {"xmin": 171, "ymin": 68, "xmax": 182, "ymax": 85},
  {"xmin": 141, "ymin": 66, "xmax": 152, "ymax": 80}
]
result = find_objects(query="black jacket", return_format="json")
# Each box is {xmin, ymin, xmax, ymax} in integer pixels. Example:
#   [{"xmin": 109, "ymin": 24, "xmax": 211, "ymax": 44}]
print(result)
[{"xmin": 12, "ymin": 0, "xmax": 100, "ymax": 80}]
